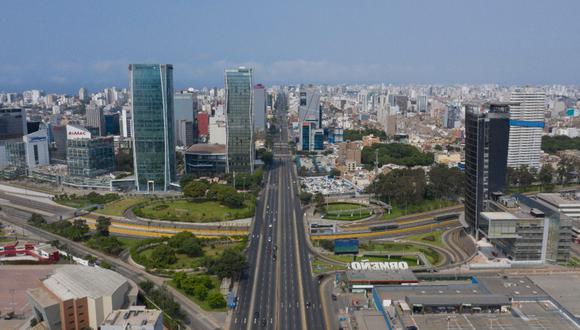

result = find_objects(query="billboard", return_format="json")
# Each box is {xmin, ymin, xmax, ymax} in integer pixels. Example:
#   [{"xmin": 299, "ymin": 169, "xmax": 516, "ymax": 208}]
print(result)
[{"xmin": 334, "ymin": 239, "xmax": 359, "ymax": 255}]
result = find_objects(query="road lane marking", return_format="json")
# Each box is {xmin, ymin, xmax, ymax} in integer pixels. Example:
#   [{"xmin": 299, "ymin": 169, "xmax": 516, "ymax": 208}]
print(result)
[{"xmin": 246, "ymin": 169, "xmax": 272, "ymax": 330}]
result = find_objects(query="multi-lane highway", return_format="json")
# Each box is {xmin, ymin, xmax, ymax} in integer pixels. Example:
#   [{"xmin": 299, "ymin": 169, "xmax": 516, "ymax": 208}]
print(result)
[{"xmin": 231, "ymin": 93, "xmax": 325, "ymax": 329}]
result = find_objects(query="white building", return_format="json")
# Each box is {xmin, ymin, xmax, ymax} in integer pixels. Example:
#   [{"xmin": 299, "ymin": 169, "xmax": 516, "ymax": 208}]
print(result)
[
  {"xmin": 121, "ymin": 106, "xmax": 132, "ymax": 138},
  {"xmin": 22, "ymin": 129, "xmax": 50, "ymax": 168},
  {"xmin": 27, "ymin": 265, "xmax": 137, "ymax": 330},
  {"xmin": 508, "ymin": 88, "xmax": 546, "ymax": 168},
  {"xmin": 377, "ymin": 95, "xmax": 397, "ymax": 136}
]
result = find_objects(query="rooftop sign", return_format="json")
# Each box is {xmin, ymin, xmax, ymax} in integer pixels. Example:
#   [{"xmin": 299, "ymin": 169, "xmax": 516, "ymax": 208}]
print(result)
[{"xmin": 349, "ymin": 261, "xmax": 409, "ymax": 271}]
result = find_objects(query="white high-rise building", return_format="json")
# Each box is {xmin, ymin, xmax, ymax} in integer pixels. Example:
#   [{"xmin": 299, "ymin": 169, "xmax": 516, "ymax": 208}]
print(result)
[
  {"xmin": 121, "ymin": 106, "xmax": 132, "ymax": 138},
  {"xmin": 507, "ymin": 88, "xmax": 546, "ymax": 168},
  {"xmin": 377, "ymin": 95, "xmax": 397, "ymax": 136}
]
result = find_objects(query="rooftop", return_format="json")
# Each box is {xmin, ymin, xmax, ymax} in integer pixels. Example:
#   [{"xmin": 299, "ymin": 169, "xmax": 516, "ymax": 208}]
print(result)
[
  {"xmin": 406, "ymin": 294, "xmax": 510, "ymax": 306},
  {"xmin": 101, "ymin": 306, "xmax": 162, "ymax": 327},
  {"xmin": 43, "ymin": 265, "xmax": 127, "ymax": 301},
  {"xmin": 27, "ymin": 287, "xmax": 59, "ymax": 308},
  {"xmin": 480, "ymin": 212, "xmax": 518, "ymax": 221},
  {"xmin": 538, "ymin": 192, "xmax": 580, "ymax": 207},
  {"xmin": 185, "ymin": 143, "xmax": 226, "ymax": 154}
]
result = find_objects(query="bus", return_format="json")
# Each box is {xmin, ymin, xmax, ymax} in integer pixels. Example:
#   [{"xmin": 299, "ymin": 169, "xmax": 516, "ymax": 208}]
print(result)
[{"xmin": 369, "ymin": 223, "xmax": 399, "ymax": 231}]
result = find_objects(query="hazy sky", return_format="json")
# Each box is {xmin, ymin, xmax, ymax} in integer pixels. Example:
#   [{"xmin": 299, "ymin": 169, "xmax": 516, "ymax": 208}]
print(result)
[{"xmin": 2, "ymin": 0, "xmax": 580, "ymax": 93}]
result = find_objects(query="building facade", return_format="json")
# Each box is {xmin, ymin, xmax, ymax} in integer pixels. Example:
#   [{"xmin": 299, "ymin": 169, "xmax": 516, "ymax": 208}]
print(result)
[
  {"xmin": 483, "ymin": 194, "xmax": 572, "ymax": 263},
  {"xmin": 174, "ymin": 91, "xmax": 197, "ymax": 146},
  {"xmin": 464, "ymin": 103, "xmax": 510, "ymax": 237},
  {"xmin": 225, "ymin": 67, "xmax": 254, "ymax": 173},
  {"xmin": 0, "ymin": 108, "xmax": 26, "ymax": 140},
  {"xmin": 130, "ymin": 64, "xmax": 176, "ymax": 191},
  {"xmin": 184, "ymin": 143, "xmax": 226, "ymax": 177},
  {"xmin": 86, "ymin": 103, "xmax": 105, "ymax": 136},
  {"xmin": 66, "ymin": 125, "xmax": 114, "ymax": 178},
  {"xmin": 253, "ymin": 84, "xmax": 266, "ymax": 134},
  {"xmin": 444, "ymin": 102, "xmax": 461, "ymax": 129},
  {"xmin": 507, "ymin": 88, "xmax": 545, "ymax": 168}
]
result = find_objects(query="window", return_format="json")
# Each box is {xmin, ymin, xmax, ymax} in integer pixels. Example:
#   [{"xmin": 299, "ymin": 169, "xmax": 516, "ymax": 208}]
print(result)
[{"xmin": 33, "ymin": 145, "xmax": 39, "ymax": 164}]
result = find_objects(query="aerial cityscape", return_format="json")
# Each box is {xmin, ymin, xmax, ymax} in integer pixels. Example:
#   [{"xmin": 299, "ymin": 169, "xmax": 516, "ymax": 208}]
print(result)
[{"xmin": 1, "ymin": 1, "xmax": 580, "ymax": 330}]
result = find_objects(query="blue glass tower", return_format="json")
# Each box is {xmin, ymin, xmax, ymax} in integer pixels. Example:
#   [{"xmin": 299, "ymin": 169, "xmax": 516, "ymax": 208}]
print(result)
[
  {"xmin": 225, "ymin": 67, "xmax": 254, "ymax": 173},
  {"xmin": 129, "ymin": 64, "xmax": 176, "ymax": 192}
]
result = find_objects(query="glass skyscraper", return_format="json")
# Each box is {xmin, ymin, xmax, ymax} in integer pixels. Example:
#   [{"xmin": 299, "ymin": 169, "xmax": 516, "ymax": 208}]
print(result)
[
  {"xmin": 129, "ymin": 64, "xmax": 176, "ymax": 192},
  {"xmin": 464, "ymin": 103, "xmax": 510, "ymax": 237},
  {"xmin": 225, "ymin": 67, "xmax": 254, "ymax": 173}
]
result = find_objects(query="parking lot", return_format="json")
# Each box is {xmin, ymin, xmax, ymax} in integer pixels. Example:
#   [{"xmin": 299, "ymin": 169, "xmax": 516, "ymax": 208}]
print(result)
[
  {"xmin": 410, "ymin": 301, "xmax": 579, "ymax": 330},
  {"xmin": 300, "ymin": 176, "xmax": 358, "ymax": 195}
]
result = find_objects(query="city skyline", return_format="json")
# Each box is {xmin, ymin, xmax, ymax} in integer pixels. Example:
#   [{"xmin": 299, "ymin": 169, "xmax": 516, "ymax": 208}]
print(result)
[{"xmin": 2, "ymin": 0, "xmax": 580, "ymax": 92}]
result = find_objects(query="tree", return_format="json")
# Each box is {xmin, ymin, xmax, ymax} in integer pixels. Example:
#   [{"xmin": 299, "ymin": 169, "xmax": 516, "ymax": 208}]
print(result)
[
  {"xmin": 180, "ymin": 238, "xmax": 203, "ymax": 257},
  {"xmin": 517, "ymin": 165, "xmax": 535, "ymax": 187},
  {"xmin": 299, "ymin": 192, "xmax": 313, "ymax": 204},
  {"xmin": 183, "ymin": 180, "xmax": 210, "ymax": 199},
  {"xmin": 313, "ymin": 193, "xmax": 325, "ymax": 209},
  {"xmin": 84, "ymin": 254, "xmax": 97, "ymax": 265},
  {"xmin": 100, "ymin": 261, "xmax": 112, "ymax": 269},
  {"xmin": 427, "ymin": 165, "xmax": 464, "ymax": 199},
  {"xmin": 69, "ymin": 219, "xmax": 89, "ymax": 241},
  {"xmin": 222, "ymin": 191, "xmax": 245, "ymax": 209},
  {"xmin": 96, "ymin": 216, "xmax": 111, "ymax": 236},
  {"xmin": 206, "ymin": 289, "xmax": 226, "ymax": 309},
  {"xmin": 362, "ymin": 143, "xmax": 434, "ymax": 168},
  {"xmin": 193, "ymin": 283, "xmax": 209, "ymax": 300},
  {"xmin": 28, "ymin": 213, "xmax": 47, "ymax": 227},
  {"xmin": 370, "ymin": 168, "xmax": 427, "ymax": 206},
  {"xmin": 205, "ymin": 248, "xmax": 247, "ymax": 279},
  {"xmin": 149, "ymin": 244, "xmax": 177, "ymax": 268},
  {"xmin": 318, "ymin": 240, "xmax": 334, "ymax": 252},
  {"xmin": 86, "ymin": 236, "xmax": 124, "ymax": 255},
  {"xmin": 139, "ymin": 280, "xmax": 155, "ymax": 294},
  {"xmin": 538, "ymin": 165, "xmax": 555, "ymax": 187},
  {"xmin": 256, "ymin": 148, "xmax": 273, "ymax": 168}
]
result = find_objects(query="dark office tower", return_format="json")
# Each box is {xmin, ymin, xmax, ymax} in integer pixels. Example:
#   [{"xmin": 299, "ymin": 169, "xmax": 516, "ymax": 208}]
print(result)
[
  {"xmin": 129, "ymin": 64, "xmax": 176, "ymax": 192},
  {"xmin": 0, "ymin": 108, "xmax": 26, "ymax": 140},
  {"xmin": 464, "ymin": 103, "xmax": 510, "ymax": 238},
  {"xmin": 225, "ymin": 67, "xmax": 254, "ymax": 173},
  {"xmin": 104, "ymin": 113, "xmax": 120, "ymax": 136}
]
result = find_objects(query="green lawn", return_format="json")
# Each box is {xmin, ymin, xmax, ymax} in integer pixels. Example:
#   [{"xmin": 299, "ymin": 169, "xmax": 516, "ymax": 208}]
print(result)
[
  {"xmin": 168, "ymin": 278, "xmax": 227, "ymax": 312},
  {"xmin": 361, "ymin": 242, "xmax": 441, "ymax": 265},
  {"xmin": 137, "ymin": 241, "xmax": 245, "ymax": 270},
  {"xmin": 323, "ymin": 202, "xmax": 373, "ymax": 221},
  {"xmin": 139, "ymin": 249, "xmax": 199, "ymax": 269},
  {"xmin": 54, "ymin": 193, "xmax": 121, "ymax": 209},
  {"xmin": 96, "ymin": 197, "xmax": 148, "ymax": 216},
  {"xmin": 406, "ymin": 230, "xmax": 445, "ymax": 248},
  {"xmin": 382, "ymin": 199, "xmax": 459, "ymax": 221},
  {"xmin": 311, "ymin": 258, "xmax": 347, "ymax": 274},
  {"xmin": 117, "ymin": 236, "xmax": 144, "ymax": 250},
  {"xmin": 135, "ymin": 199, "xmax": 255, "ymax": 222}
]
